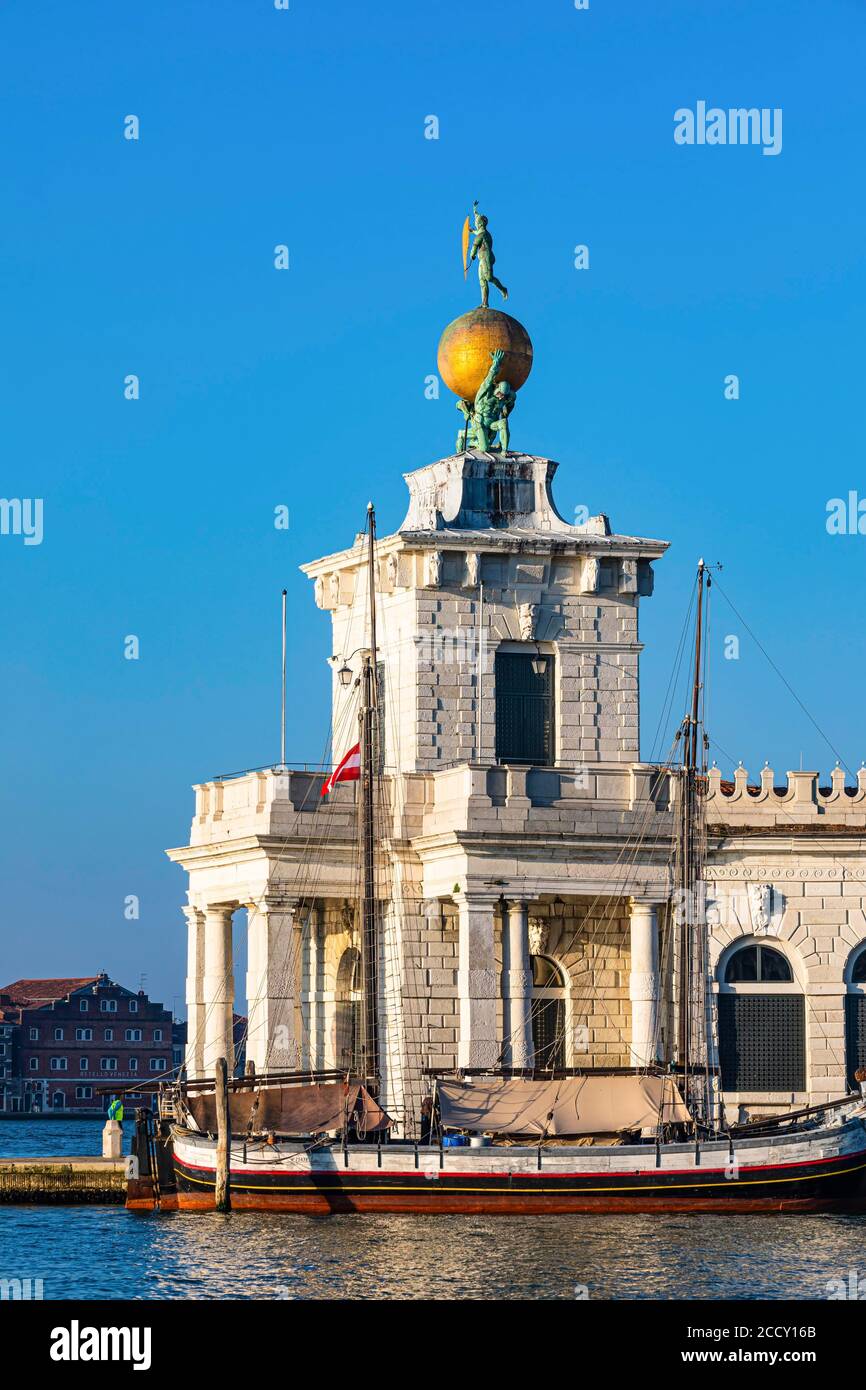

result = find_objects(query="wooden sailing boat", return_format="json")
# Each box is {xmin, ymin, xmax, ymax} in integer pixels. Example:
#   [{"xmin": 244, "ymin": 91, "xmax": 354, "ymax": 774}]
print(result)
[{"xmin": 131, "ymin": 553, "xmax": 866, "ymax": 1214}]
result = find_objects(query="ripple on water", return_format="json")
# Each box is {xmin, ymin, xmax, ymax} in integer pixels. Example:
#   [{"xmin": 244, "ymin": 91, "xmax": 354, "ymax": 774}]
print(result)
[
  {"xmin": 0, "ymin": 1207, "xmax": 864, "ymax": 1299},
  {"xmin": 1, "ymin": 1125, "xmax": 864, "ymax": 1299}
]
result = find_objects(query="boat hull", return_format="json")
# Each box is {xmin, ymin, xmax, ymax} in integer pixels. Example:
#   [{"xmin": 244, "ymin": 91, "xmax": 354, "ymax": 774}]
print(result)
[{"xmin": 167, "ymin": 1117, "xmax": 866, "ymax": 1215}]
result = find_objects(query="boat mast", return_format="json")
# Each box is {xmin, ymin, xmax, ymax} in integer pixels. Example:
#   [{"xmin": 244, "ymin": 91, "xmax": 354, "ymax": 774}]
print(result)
[
  {"xmin": 359, "ymin": 502, "xmax": 380, "ymax": 1087},
  {"xmin": 677, "ymin": 558, "xmax": 709, "ymax": 1121},
  {"xmin": 280, "ymin": 587, "xmax": 287, "ymax": 768}
]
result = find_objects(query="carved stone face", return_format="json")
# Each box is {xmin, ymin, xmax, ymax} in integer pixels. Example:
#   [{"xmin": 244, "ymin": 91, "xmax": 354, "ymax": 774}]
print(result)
[
  {"xmin": 748, "ymin": 883, "xmax": 774, "ymax": 931},
  {"xmin": 580, "ymin": 556, "xmax": 600, "ymax": 595},
  {"xmin": 517, "ymin": 602, "xmax": 538, "ymax": 641},
  {"xmin": 528, "ymin": 917, "xmax": 549, "ymax": 957}
]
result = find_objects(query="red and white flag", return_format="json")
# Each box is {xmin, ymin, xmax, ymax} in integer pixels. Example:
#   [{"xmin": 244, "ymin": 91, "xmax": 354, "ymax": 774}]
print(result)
[{"xmin": 321, "ymin": 742, "xmax": 361, "ymax": 797}]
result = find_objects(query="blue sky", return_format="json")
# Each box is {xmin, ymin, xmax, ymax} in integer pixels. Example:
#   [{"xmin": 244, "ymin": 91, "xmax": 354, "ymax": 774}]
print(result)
[{"xmin": 2, "ymin": 0, "xmax": 865, "ymax": 1011}]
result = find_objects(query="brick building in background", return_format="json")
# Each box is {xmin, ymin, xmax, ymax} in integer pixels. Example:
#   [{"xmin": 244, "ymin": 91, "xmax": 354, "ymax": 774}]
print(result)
[{"xmin": 0, "ymin": 973, "xmax": 176, "ymax": 1115}]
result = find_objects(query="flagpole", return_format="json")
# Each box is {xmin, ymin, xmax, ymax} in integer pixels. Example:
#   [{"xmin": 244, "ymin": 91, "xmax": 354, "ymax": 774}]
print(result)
[{"xmin": 280, "ymin": 588, "xmax": 287, "ymax": 768}]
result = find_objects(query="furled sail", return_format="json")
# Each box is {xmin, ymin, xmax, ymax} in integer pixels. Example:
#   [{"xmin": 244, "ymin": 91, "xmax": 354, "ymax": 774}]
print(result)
[
  {"xmin": 437, "ymin": 1075, "xmax": 691, "ymax": 1137},
  {"xmin": 186, "ymin": 1082, "xmax": 391, "ymax": 1136}
]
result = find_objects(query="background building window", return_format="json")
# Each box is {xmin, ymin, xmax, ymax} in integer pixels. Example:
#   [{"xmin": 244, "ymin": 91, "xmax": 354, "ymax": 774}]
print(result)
[
  {"xmin": 718, "ymin": 944, "xmax": 805, "ymax": 1092},
  {"xmin": 494, "ymin": 652, "xmax": 553, "ymax": 765},
  {"xmin": 530, "ymin": 955, "xmax": 566, "ymax": 1070}
]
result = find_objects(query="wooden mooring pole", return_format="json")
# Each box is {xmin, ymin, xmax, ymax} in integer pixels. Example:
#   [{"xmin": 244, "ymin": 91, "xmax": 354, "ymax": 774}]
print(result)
[{"xmin": 214, "ymin": 1056, "xmax": 232, "ymax": 1213}]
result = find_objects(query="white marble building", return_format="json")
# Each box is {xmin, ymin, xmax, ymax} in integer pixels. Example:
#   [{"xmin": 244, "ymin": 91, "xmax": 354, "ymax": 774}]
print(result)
[{"xmin": 168, "ymin": 451, "xmax": 866, "ymax": 1133}]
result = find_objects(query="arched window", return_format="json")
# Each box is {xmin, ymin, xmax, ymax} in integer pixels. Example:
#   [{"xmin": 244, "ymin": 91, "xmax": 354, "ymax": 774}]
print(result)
[
  {"xmin": 335, "ymin": 948, "xmax": 362, "ymax": 1074},
  {"xmin": 530, "ymin": 956, "xmax": 566, "ymax": 1071},
  {"xmin": 845, "ymin": 946, "xmax": 866, "ymax": 1088},
  {"xmin": 718, "ymin": 942, "xmax": 805, "ymax": 1093},
  {"xmin": 723, "ymin": 944, "xmax": 793, "ymax": 984}
]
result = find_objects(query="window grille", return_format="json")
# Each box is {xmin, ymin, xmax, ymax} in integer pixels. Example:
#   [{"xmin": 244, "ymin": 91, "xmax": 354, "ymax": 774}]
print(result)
[
  {"xmin": 845, "ymin": 995, "xmax": 866, "ymax": 1089},
  {"xmin": 718, "ymin": 994, "xmax": 805, "ymax": 1091},
  {"xmin": 532, "ymin": 997, "xmax": 565, "ymax": 1070}
]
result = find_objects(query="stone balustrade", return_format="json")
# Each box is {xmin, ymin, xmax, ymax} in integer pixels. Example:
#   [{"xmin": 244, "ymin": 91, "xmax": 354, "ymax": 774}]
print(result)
[
  {"xmin": 186, "ymin": 762, "xmax": 866, "ymax": 854},
  {"xmin": 187, "ymin": 760, "xmax": 678, "ymax": 850},
  {"xmin": 705, "ymin": 765, "xmax": 866, "ymax": 826}
]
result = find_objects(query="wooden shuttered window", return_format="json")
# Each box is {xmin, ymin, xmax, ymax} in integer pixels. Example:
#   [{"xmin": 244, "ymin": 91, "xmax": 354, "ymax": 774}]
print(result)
[{"xmin": 494, "ymin": 652, "xmax": 552, "ymax": 765}]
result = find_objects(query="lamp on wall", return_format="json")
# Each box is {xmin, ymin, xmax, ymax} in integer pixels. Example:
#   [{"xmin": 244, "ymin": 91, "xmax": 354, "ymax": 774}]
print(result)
[
  {"xmin": 531, "ymin": 650, "xmax": 548, "ymax": 678},
  {"xmin": 336, "ymin": 646, "xmax": 371, "ymax": 688}
]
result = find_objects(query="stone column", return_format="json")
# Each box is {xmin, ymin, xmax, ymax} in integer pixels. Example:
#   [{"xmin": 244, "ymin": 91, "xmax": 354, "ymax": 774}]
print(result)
[
  {"xmin": 202, "ymin": 905, "xmax": 235, "ymax": 1077},
  {"xmin": 457, "ymin": 896, "xmax": 499, "ymax": 1070},
  {"xmin": 629, "ymin": 899, "xmax": 660, "ymax": 1067},
  {"xmin": 503, "ymin": 900, "xmax": 534, "ymax": 1068},
  {"xmin": 182, "ymin": 905, "xmax": 206, "ymax": 1079},
  {"xmin": 246, "ymin": 898, "xmax": 300, "ymax": 1075}
]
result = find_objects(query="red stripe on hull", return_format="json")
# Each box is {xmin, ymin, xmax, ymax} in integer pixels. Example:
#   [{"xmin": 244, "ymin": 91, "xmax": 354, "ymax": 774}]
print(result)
[{"xmin": 174, "ymin": 1190, "xmax": 866, "ymax": 1215}]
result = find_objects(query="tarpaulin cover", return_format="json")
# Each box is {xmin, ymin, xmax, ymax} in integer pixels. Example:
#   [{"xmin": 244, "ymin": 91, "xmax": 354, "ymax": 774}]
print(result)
[
  {"xmin": 187, "ymin": 1082, "xmax": 392, "ymax": 1135},
  {"xmin": 437, "ymin": 1075, "xmax": 691, "ymax": 1137}
]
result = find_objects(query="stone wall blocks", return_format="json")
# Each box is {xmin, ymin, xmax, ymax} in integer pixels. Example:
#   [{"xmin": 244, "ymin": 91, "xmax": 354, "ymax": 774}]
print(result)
[
  {"xmin": 804, "ymin": 964, "xmax": 848, "ymax": 983},
  {"xmin": 799, "ymin": 908, "xmax": 846, "ymax": 926},
  {"xmin": 839, "ymin": 921, "xmax": 866, "ymax": 948},
  {"xmin": 777, "ymin": 913, "xmax": 806, "ymax": 942},
  {"xmin": 804, "ymin": 881, "xmax": 842, "ymax": 897},
  {"xmin": 425, "ymin": 968, "xmax": 456, "ymax": 986}
]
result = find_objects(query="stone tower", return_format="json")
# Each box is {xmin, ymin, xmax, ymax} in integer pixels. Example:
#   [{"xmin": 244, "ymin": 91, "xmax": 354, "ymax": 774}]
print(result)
[{"xmin": 302, "ymin": 451, "xmax": 666, "ymax": 776}]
